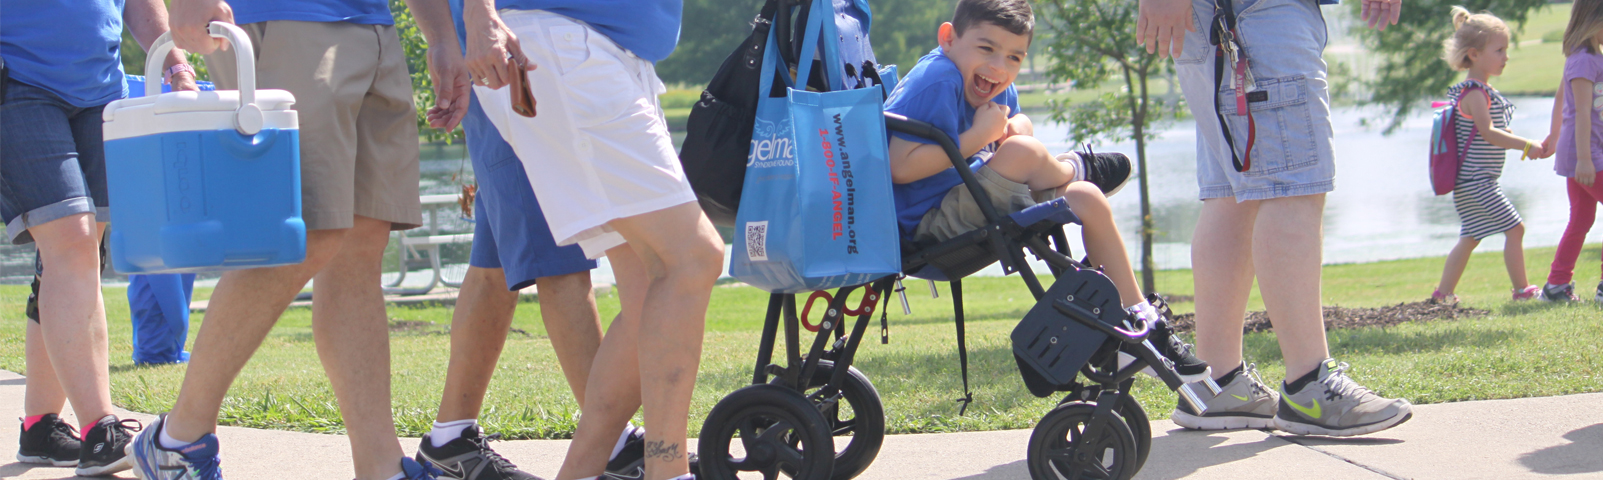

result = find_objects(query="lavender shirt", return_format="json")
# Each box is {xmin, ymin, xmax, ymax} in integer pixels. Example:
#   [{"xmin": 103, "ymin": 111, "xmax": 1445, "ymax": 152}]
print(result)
[{"xmin": 1557, "ymin": 50, "xmax": 1603, "ymax": 177}]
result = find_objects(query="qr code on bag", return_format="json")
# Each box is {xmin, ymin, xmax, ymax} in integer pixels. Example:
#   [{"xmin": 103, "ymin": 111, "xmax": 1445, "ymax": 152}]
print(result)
[{"xmin": 746, "ymin": 221, "xmax": 769, "ymax": 262}]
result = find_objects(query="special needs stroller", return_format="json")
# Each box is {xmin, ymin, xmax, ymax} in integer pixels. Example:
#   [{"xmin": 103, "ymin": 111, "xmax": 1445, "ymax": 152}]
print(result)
[{"xmin": 679, "ymin": 1, "xmax": 1220, "ymax": 479}]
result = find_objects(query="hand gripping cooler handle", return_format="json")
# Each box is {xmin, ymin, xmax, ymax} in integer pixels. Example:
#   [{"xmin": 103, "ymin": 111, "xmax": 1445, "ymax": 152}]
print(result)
[{"xmin": 144, "ymin": 22, "xmax": 263, "ymax": 135}]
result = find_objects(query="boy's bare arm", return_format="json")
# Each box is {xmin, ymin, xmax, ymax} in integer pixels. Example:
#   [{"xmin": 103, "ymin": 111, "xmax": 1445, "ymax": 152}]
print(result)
[{"xmin": 889, "ymin": 103, "xmax": 1010, "ymax": 184}]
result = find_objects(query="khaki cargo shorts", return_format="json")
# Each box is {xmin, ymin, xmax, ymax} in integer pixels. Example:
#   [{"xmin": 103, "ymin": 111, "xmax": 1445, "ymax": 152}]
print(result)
[
  {"xmin": 913, "ymin": 166, "xmax": 1055, "ymax": 243},
  {"xmin": 207, "ymin": 20, "xmax": 423, "ymax": 231}
]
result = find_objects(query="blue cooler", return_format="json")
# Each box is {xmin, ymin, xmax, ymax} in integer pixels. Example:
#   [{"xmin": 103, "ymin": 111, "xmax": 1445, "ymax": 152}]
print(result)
[{"xmin": 103, "ymin": 23, "xmax": 304, "ymax": 274}]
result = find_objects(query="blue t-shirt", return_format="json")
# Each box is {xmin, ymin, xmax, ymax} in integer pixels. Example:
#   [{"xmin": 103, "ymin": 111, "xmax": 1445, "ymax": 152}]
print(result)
[
  {"xmin": 232, "ymin": 0, "xmax": 395, "ymax": 25},
  {"xmin": 884, "ymin": 48, "xmax": 1019, "ymax": 239},
  {"xmin": 0, "ymin": 0, "xmax": 127, "ymax": 107},
  {"xmin": 487, "ymin": 0, "xmax": 682, "ymax": 62}
]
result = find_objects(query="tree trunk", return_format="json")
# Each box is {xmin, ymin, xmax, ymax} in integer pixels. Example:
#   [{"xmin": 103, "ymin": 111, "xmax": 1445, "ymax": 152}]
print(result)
[{"xmin": 1121, "ymin": 64, "xmax": 1157, "ymax": 295}]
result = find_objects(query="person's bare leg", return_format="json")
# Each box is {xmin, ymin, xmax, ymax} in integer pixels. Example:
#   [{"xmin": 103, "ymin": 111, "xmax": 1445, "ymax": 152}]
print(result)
[
  {"xmin": 436, "ymin": 266, "xmax": 521, "ymax": 422},
  {"xmin": 23, "ymin": 320, "xmax": 67, "ymax": 417},
  {"xmin": 535, "ymin": 272, "xmax": 603, "ymax": 405},
  {"xmin": 556, "ymin": 247, "xmax": 650, "ymax": 480},
  {"xmin": 1055, "ymin": 182, "xmax": 1144, "ymax": 307},
  {"xmin": 984, "ymin": 136, "xmax": 1076, "ymax": 191},
  {"xmin": 555, "ymin": 203, "xmax": 722, "ymax": 480},
  {"xmin": 1191, "ymin": 198, "xmax": 1259, "ymax": 378},
  {"xmin": 310, "ymin": 215, "xmax": 406, "ymax": 480},
  {"xmin": 29, "ymin": 213, "xmax": 113, "ymax": 426},
  {"xmin": 162, "ymin": 228, "xmax": 346, "ymax": 442},
  {"xmin": 1253, "ymin": 195, "xmax": 1331, "ymax": 380},
  {"xmin": 1437, "ymin": 236, "xmax": 1480, "ymax": 296},
  {"xmin": 1503, "ymin": 223, "xmax": 1529, "ymax": 290}
]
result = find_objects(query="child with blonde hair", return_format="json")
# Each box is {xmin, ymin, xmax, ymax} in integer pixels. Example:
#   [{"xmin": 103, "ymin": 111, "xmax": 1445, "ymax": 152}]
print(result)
[
  {"xmin": 1430, "ymin": 6, "xmax": 1549, "ymax": 304},
  {"xmin": 1537, "ymin": 0, "xmax": 1603, "ymax": 302}
]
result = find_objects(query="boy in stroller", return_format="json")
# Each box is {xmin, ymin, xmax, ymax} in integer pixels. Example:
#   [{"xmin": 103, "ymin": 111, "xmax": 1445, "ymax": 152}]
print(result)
[{"xmin": 886, "ymin": 0, "xmax": 1206, "ymax": 381}]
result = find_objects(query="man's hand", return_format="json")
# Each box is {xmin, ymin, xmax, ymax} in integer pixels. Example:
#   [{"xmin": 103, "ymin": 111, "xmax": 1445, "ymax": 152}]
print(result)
[
  {"xmin": 464, "ymin": 8, "xmax": 534, "ymax": 90},
  {"xmin": 424, "ymin": 45, "xmax": 471, "ymax": 130},
  {"xmin": 1137, "ymin": 0, "xmax": 1195, "ymax": 59},
  {"xmin": 168, "ymin": 0, "xmax": 233, "ymax": 54},
  {"xmin": 1360, "ymin": 0, "xmax": 1401, "ymax": 31}
]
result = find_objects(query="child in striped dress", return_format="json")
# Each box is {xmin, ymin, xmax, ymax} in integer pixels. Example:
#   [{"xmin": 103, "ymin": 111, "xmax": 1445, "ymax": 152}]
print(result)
[{"xmin": 1431, "ymin": 6, "xmax": 1550, "ymax": 304}]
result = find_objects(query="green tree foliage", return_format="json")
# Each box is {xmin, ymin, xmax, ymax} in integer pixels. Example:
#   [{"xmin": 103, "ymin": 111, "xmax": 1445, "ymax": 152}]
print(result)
[
  {"xmin": 1355, "ymin": 0, "xmax": 1550, "ymax": 132},
  {"xmin": 391, "ymin": 0, "xmax": 464, "ymax": 143},
  {"xmin": 655, "ymin": 0, "xmax": 959, "ymax": 86},
  {"xmin": 1038, "ymin": 0, "xmax": 1181, "ymax": 293}
]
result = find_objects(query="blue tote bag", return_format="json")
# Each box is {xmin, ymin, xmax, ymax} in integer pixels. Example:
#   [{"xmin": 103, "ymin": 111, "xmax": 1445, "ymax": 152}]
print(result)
[{"xmin": 729, "ymin": 0, "xmax": 900, "ymax": 293}]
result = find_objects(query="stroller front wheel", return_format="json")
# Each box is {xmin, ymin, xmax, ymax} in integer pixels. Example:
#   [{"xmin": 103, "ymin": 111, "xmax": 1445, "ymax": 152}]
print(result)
[{"xmin": 1027, "ymin": 402, "xmax": 1140, "ymax": 480}]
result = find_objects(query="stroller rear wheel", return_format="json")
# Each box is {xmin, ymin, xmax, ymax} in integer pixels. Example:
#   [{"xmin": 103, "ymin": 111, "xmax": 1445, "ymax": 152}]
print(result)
[
  {"xmin": 699, "ymin": 384, "xmax": 837, "ymax": 480},
  {"xmin": 1116, "ymin": 396, "xmax": 1151, "ymax": 476},
  {"xmin": 1027, "ymin": 402, "xmax": 1139, "ymax": 480},
  {"xmin": 776, "ymin": 360, "xmax": 885, "ymax": 480}
]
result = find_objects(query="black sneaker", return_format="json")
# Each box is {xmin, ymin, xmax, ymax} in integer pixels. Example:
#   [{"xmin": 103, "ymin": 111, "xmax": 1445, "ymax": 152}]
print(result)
[
  {"xmin": 1060, "ymin": 145, "xmax": 1132, "ymax": 197},
  {"xmin": 76, "ymin": 415, "xmax": 140, "ymax": 476},
  {"xmin": 606, "ymin": 428, "xmax": 699, "ymax": 480},
  {"xmin": 17, "ymin": 413, "xmax": 80, "ymax": 466},
  {"xmin": 417, "ymin": 425, "xmax": 542, "ymax": 480},
  {"xmin": 1542, "ymin": 282, "xmax": 1580, "ymax": 302},
  {"xmin": 1117, "ymin": 295, "xmax": 1210, "ymax": 383}
]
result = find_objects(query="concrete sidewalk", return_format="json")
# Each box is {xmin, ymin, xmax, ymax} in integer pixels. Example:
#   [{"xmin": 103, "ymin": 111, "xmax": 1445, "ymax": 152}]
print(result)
[{"xmin": 2, "ymin": 369, "xmax": 1599, "ymax": 479}]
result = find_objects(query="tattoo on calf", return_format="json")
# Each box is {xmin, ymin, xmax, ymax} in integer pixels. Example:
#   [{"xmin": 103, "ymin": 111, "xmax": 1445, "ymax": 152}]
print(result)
[{"xmin": 645, "ymin": 440, "xmax": 684, "ymax": 462}]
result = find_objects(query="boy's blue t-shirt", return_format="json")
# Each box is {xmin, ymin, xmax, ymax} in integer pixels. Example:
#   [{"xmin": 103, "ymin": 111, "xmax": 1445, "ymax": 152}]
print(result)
[
  {"xmin": 0, "ymin": 0, "xmax": 127, "ymax": 107},
  {"xmin": 885, "ymin": 47, "xmax": 1019, "ymax": 239},
  {"xmin": 473, "ymin": 1, "xmax": 682, "ymax": 62},
  {"xmin": 232, "ymin": 0, "xmax": 395, "ymax": 26}
]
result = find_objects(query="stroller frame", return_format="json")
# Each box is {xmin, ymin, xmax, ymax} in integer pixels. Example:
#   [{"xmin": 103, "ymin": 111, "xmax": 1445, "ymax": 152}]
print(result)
[{"xmin": 697, "ymin": 114, "xmax": 1220, "ymax": 480}]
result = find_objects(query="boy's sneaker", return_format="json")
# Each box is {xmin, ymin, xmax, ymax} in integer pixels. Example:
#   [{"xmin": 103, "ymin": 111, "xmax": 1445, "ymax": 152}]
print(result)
[
  {"xmin": 1056, "ymin": 146, "xmax": 1132, "ymax": 197},
  {"xmin": 127, "ymin": 414, "xmax": 221, "ymax": 480},
  {"xmin": 1542, "ymin": 282, "xmax": 1579, "ymax": 302},
  {"xmin": 401, "ymin": 457, "xmax": 445, "ymax": 480},
  {"xmin": 1171, "ymin": 364, "xmax": 1278, "ymax": 430},
  {"xmin": 416, "ymin": 425, "xmax": 541, "ymax": 480},
  {"xmin": 17, "ymin": 413, "xmax": 80, "ymax": 466},
  {"xmin": 1116, "ymin": 297, "xmax": 1210, "ymax": 383},
  {"xmin": 77, "ymin": 415, "xmax": 140, "ymax": 476},
  {"xmin": 1274, "ymin": 359, "xmax": 1413, "ymax": 437}
]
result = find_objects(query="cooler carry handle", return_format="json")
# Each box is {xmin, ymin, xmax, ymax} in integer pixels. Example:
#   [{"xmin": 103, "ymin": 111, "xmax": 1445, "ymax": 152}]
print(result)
[{"xmin": 144, "ymin": 22, "xmax": 263, "ymax": 135}]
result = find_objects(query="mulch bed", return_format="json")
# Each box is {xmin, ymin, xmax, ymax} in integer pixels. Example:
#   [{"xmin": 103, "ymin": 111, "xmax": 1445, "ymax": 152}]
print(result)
[{"xmin": 1166, "ymin": 301, "xmax": 1489, "ymax": 334}]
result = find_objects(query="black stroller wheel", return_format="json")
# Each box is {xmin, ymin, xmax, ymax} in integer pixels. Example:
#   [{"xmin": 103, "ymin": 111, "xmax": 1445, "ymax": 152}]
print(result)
[
  {"xmin": 1027, "ymin": 402, "xmax": 1139, "ymax": 480},
  {"xmin": 699, "ymin": 384, "xmax": 836, "ymax": 480},
  {"xmin": 776, "ymin": 360, "xmax": 885, "ymax": 480},
  {"xmin": 1117, "ymin": 396, "xmax": 1151, "ymax": 475}
]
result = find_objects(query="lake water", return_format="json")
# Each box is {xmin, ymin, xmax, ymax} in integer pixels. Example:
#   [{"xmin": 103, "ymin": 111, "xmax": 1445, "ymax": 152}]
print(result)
[{"xmin": 5, "ymin": 97, "xmax": 1594, "ymax": 285}]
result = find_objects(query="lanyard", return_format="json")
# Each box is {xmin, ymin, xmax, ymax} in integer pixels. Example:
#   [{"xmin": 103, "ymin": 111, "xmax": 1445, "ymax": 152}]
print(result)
[{"xmin": 1210, "ymin": 0, "xmax": 1256, "ymax": 173}]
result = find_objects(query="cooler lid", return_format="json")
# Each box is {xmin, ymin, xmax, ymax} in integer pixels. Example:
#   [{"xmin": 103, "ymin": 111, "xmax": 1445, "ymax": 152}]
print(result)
[{"xmin": 104, "ymin": 89, "xmax": 296, "ymax": 118}]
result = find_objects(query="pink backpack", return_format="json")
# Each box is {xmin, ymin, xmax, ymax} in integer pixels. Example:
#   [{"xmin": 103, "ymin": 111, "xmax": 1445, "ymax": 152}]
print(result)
[{"xmin": 1428, "ymin": 83, "xmax": 1489, "ymax": 196}]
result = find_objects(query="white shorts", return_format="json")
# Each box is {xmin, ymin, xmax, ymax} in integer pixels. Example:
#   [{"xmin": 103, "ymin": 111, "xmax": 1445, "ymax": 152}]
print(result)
[{"xmin": 475, "ymin": 9, "xmax": 696, "ymax": 259}]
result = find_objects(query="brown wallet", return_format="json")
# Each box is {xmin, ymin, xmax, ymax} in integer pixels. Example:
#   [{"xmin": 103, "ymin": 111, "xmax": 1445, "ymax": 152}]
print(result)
[{"xmin": 510, "ymin": 59, "xmax": 537, "ymax": 117}]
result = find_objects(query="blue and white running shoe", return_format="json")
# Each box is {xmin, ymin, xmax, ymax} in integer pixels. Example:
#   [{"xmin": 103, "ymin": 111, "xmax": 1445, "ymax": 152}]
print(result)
[
  {"xmin": 127, "ymin": 414, "xmax": 222, "ymax": 480},
  {"xmin": 401, "ymin": 456, "xmax": 445, "ymax": 480}
]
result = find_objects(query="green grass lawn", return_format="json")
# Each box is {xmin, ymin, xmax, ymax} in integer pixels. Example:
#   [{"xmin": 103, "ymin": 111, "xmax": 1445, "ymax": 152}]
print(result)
[
  {"xmin": 3, "ymin": 246, "xmax": 1601, "ymax": 438},
  {"xmin": 1496, "ymin": 3, "xmax": 1571, "ymax": 95}
]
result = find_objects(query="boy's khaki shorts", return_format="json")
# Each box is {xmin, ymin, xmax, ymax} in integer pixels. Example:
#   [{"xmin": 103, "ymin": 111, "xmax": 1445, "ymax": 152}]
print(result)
[
  {"xmin": 207, "ymin": 20, "xmax": 423, "ymax": 231},
  {"xmin": 913, "ymin": 166, "xmax": 1055, "ymax": 243}
]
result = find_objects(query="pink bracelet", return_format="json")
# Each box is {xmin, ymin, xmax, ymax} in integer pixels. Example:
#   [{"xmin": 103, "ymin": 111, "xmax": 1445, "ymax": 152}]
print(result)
[{"xmin": 162, "ymin": 64, "xmax": 196, "ymax": 85}]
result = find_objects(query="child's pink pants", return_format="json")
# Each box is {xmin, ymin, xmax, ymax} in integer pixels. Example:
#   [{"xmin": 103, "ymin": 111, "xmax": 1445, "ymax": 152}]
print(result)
[{"xmin": 1547, "ymin": 178, "xmax": 1603, "ymax": 285}]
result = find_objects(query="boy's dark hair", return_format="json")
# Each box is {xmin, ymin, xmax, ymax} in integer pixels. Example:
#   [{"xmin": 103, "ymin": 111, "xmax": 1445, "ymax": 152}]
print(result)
[{"xmin": 952, "ymin": 0, "xmax": 1035, "ymax": 38}]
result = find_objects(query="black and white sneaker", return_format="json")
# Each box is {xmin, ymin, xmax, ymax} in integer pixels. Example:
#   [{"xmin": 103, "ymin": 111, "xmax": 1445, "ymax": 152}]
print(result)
[
  {"xmin": 605, "ymin": 428, "xmax": 699, "ymax": 480},
  {"xmin": 417, "ymin": 425, "xmax": 542, "ymax": 480},
  {"xmin": 1542, "ymin": 282, "xmax": 1580, "ymax": 302},
  {"xmin": 76, "ymin": 415, "xmax": 140, "ymax": 476},
  {"xmin": 1057, "ymin": 146, "xmax": 1132, "ymax": 197},
  {"xmin": 1117, "ymin": 295, "xmax": 1210, "ymax": 383},
  {"xmin": 1594, "ymin": 281, "xmax": 1603, "ymax": 304},
  {"xmin": 25, "ymin": 253, "xmax": 41, "ymax": 322},
  {"xmin": 17, "ymin": 413, "xmax": 80, "ymax": 466}
]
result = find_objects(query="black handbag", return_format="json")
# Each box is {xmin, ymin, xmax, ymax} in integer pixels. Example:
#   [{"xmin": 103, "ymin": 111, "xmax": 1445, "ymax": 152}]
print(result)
[{"xmin": 679, "ymin": 0, "xmax": 811, "ymax": 226}]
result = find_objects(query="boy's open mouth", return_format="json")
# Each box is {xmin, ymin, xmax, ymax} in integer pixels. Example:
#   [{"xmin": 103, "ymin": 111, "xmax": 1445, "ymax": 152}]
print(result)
[{"xmin": 972, "ymin": 73, "xmax": 1001, "ymax": 97}]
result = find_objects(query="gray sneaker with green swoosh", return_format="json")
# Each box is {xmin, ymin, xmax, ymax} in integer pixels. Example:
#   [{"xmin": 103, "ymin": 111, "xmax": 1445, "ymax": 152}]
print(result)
[
  {"xmin": 1171, "ymin": 363, "xmax": 1278, "ymax": 430},
  {"xmin": 1274, "ymin": 359, "xmax": 1413, "ymax": 436}
]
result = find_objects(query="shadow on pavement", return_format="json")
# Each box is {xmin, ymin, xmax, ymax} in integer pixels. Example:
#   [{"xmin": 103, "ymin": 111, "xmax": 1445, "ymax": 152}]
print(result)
[
  {"xmin": 0, "ymin": 461, "xmax": 106, "ymax": 479},
  {"xmin": 1518, "ymin": 423, "xmax": 1603, "ymax": 475},
  {"xmin": 0, "ymin": 377, "xmax": 25, "ymax": 387},
  {"xmin": 1276, "ymin": 434, "xmax": 1406, "ymax": 447},
  {"xmin": 1133, "ymin": 428, "xmax": 1291, "ymax": 479},
  {"xmin": 951, "ymin": 459, "xmax": 1029, "ymax": 479}
]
